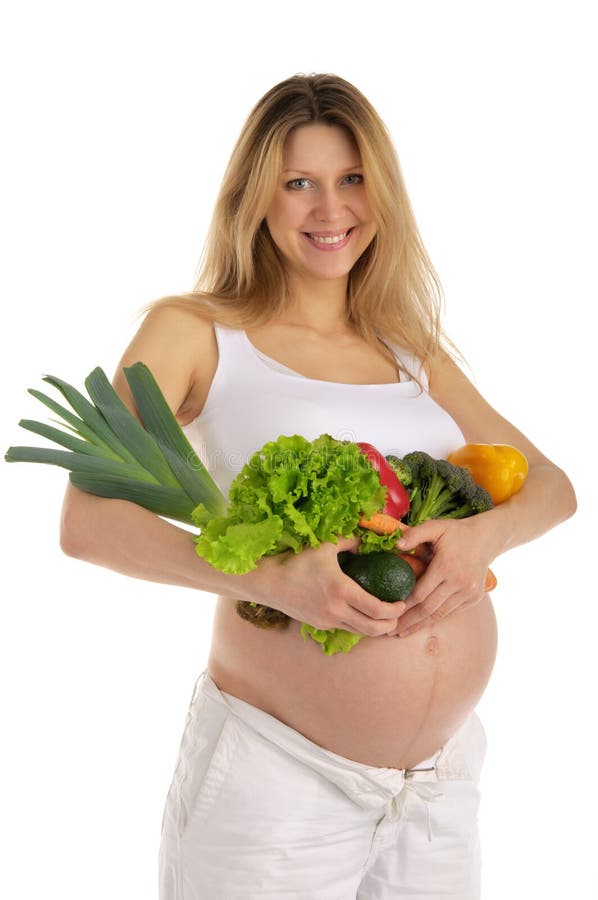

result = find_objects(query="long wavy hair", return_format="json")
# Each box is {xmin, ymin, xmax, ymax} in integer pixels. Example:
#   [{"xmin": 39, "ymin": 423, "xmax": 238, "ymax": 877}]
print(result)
[{"xmin": 142, "ymin": 73, "xmax": 456, "ymax": 366}]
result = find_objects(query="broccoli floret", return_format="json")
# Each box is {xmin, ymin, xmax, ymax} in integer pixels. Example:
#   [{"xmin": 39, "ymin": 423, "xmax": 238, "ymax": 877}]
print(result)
[
  {"xmin": 399, "ymin": 451, "xmax": 429, "ymax": 511},
  {"xmin": 402, "ymin": 451, "xmax": 427, "ymax": 480},
  {"xmin": 385, "ymin": 454, "xmax": 412, "ymax": 487},
  {"xmin": 470, "ymin": 485, "xmax": 494, "ymax": 514},
  {"xmin": 390, "ymin": 451, "xmax": 493, "ymax": 524},
  {"xmin": 444, "ymin": 467, "xmax": 493, "ymax": 517},
  {"xmin": 443, "ymin": 479, "xmax": 493, "ymax": 518},
  {"xmin": 408, "ymin": 453, "xmax": 456, "ymax": 522}
]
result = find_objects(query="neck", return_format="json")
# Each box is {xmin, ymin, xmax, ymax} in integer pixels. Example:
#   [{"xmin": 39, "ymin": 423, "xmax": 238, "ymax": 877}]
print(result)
[{"xmin": 280, "ymin": 272, "xmax": 351, "ymax": 335}]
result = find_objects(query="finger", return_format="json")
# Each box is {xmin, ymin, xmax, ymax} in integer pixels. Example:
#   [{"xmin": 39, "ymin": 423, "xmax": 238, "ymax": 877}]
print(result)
[
  {"xmin": 341, "ymin": 606, "xmax": 403, "ymax": 637},
  {"xmin": 394, "ymin": 593, "xmax": 480, "ymax": 636},
  {"xmin": 334, "ymin": 535, "xmax": 362, "ymax": 553},
  {"xmin": 348, "ymin": 588, "xmax": 408, "ymax": 621},
  {"xmin": 393, "ymin": 584, "xmax": 453, "ymax": 635},
  {"xmin": 396, "ymin": 519, "xmax": 445, "ymax": 551},
  {"xmin": 337, "ymin": 618, "xmax": 395, "ymax": 638},
  {"xmin": 341, "ymin": 586, "xmax": 407, "ymax": 634},
  {"xmin": 395, "ymin": 582, "xmax": 483, "ymax": 635},
  {"xmin": 400, "ymin": 564, "xmax": 444, "ymax": 612}
]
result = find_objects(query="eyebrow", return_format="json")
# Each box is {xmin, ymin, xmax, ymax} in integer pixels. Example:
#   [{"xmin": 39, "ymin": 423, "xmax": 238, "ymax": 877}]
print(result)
[{"xmin": 282, "ymin": 164, "xmax": 364, "ymax": 175}]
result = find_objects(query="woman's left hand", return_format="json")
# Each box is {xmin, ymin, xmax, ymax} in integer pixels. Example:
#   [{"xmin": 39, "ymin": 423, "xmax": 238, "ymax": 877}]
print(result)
[{"xmin": 387, "ymin": 517, "xmax": 494, "ymax": 637}]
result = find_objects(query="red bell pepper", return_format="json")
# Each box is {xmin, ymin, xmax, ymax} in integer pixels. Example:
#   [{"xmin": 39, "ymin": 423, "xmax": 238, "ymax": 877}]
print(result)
[{"xmin": 357, "ymin": 442, "xmax": 410, "ymax": 520}]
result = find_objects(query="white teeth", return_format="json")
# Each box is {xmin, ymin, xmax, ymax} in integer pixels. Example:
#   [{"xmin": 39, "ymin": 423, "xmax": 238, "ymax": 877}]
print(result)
[{"xmin": 308, "ymin": 229, "xmax": 350, "ymax": 244}]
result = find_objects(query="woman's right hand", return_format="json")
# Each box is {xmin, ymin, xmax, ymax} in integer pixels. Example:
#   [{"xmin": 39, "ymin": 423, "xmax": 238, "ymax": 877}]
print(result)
[{"xmin": 236, "ymin": 536, "xmax": 406, "ymax": 636}]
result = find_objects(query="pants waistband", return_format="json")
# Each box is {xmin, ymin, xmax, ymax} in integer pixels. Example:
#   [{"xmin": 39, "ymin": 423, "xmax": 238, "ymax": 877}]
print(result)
[{"xmin": 194, "ymin": 671, "xmax": 477, "ymax": 816}]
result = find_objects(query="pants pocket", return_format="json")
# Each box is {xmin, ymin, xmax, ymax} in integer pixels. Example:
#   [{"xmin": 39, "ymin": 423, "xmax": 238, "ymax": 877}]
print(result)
[
  {"xmin": 436, "ymin": 710, "xmax": 487, "ymax": 785},
  {"xmin": 161, "ymin": 689, "xmax": 239, "ymax": 840},
  {"xmin": 181, "ymin": 713, "xmax": 239, "ymax": 836}
]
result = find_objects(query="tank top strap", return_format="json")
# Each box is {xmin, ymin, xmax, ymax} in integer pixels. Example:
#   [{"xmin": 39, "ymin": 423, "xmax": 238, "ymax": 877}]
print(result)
[
  {"xmin": 213, "ymin": 324, "xmax": 252, "ymax": 362},
  {"xmin": 382, "ymin": 340, "xmax": 429, "ymax": 390},
  {"xmin": 211, "ymin": 324, "xmax": 269, "ymax": 389}
]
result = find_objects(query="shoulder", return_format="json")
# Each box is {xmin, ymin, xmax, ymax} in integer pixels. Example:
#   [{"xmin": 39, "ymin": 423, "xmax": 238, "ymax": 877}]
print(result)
[
  {"xmin": 426, "ymin": 350, "xmax": 490, "ymax": 424},
  {"xmin": 426, "ymin": 349, "xmax": 544, "ymax": 453},
  {"xmin": 426, "ymin": 350, "xmax": 471, "ymax": 399},
  {"xmin": 112, "ymin": 305, "xmax": 219, "ymax": 425}
]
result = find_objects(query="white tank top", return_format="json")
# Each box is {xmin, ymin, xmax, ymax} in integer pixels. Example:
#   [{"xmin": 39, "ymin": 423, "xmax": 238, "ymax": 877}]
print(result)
[{"xmin": 182, "ymin": 326, "xmax": 465, "ymax": 496}]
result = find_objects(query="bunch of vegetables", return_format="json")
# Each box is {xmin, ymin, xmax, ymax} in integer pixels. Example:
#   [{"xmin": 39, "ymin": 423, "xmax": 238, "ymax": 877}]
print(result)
[
  {"xmin": 191, "ymin": 435, "xmax": 413, "ymax": 642},
  {"xmin": 192, "ymin": 435, "xmax": 393, "ymax": 572},
  {"xmin": 298, "ymin": 450, "xmax": 502, "ymax": 654},
  {"xmin": 5, "ymin": 364, "xmax": 528, "ymax": 657}
]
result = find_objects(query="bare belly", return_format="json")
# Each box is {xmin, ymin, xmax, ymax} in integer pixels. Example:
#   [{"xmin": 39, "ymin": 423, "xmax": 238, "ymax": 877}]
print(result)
[{"xmin": 208, "ymin": 595, "xmax": 498, "ymax": 770}]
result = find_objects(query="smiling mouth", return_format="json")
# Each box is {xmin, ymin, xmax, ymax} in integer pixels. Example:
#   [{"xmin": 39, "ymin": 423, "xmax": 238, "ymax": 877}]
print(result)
[{"xmin": 304, "ymin": 228, "xmax": 354, "ymax": 244}]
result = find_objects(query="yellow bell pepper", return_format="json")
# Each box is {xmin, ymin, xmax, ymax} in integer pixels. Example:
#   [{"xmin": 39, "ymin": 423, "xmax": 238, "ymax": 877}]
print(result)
[{"xmin": 447, "ymin": 443, "xmax": 529, "ymax": 505}]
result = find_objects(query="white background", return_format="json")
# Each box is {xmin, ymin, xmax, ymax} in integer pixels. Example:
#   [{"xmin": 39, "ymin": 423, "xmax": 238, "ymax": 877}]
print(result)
[{"xmin": 1, "ymin": 2, "xmax": 595, "ymax": 898}]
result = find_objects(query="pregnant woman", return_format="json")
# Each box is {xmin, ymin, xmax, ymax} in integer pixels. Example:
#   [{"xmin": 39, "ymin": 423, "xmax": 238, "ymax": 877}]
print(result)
[{"xmin": 60, "ymin": 74, "xmax": 576, "ymax": 899}]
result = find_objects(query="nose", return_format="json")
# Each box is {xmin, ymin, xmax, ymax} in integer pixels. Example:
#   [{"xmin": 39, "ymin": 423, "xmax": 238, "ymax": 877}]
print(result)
[{"xmin": 313, "ymin": 185, "xmax": 347, "ymax": 223}]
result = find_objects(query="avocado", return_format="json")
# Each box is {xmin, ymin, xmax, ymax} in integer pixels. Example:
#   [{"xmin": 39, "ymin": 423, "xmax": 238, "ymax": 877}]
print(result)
[{"xmin": 338, "ymin": 550, "xmax": 416, "ymax": 602}]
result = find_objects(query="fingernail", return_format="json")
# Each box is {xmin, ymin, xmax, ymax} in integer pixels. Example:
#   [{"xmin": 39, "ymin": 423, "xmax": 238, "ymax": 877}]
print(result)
[{"xmin": 397, "ymin": 538, "xmax": 407, "ymax": 548}]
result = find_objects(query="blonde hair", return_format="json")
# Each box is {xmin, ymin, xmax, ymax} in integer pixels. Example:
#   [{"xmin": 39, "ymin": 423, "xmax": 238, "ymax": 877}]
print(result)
[{"xmin": 142, "ymin": 73, "xmax": 457, "ymax": 366}]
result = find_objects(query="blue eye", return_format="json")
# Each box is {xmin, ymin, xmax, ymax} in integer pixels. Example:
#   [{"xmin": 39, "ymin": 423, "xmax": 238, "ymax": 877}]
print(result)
[
  {"xmin": 287, "ymin": 178, "xmax": 311, "ymax": 190},
  {"xmin": 285, "ymin": 174, "xmax": 363, "ymax": 190}
]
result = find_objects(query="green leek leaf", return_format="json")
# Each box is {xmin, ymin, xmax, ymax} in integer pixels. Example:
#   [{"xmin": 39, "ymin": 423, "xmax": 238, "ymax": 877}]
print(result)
[
  {"xmin": 17, "ymin": 419, "xmax": 123, "ymax": 459},
  {"xmin": 28, "ymin": 388, "xmax": 117, "ymax": 452},
  {"xmin": 124, "ymin": 362, "xmax": 226, "ymax": 515},
  {"xmin": 84, "ymin": 367, "xmax": 181, "ymax": 490},
  {"xmin": 6, "ymin": 363, "xmax": 227, "ymax": 524},
  {"xmin": 4, "ymin": 446, "xmax": 159, "ymax": 482},
  {"xmin": 69, "ymin": 472, "xmax": 196, "ymax": 524},
  {"xmin": 42, "ymin": 375, "xmax": 140, "ymax": 465}
]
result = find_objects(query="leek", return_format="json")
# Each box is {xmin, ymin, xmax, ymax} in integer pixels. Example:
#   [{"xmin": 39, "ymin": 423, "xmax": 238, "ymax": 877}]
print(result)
[{"xmin": 4, "ymin": 363, "xmax": 227, "ymax": 525}]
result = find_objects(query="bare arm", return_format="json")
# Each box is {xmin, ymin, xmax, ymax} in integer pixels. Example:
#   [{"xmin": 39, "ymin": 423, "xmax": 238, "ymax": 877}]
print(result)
[
  {"xmin": 428, "ymin": 351, "xmax": 577, "ymax": 554},
  {"xmin": 60, "ymin": 305, "xmax": 230, "ymax": 588},
  {"xmin": 59, "ymin": 307, "xmax": 404, "ymax": 637},
  {"xmin": 60, "ymin": 486, "xmax": 404, "ymax": 635},
  {"xmin": 60, "ymin": 304, "xmax": 220, "ymax": 575},
  {"xmin": 61, "ymin": 486, "xmax": 236, "ymax": 591},
  {"xmin": 390, "ymin": 352, "xmax": 577, "ymax": 636}
]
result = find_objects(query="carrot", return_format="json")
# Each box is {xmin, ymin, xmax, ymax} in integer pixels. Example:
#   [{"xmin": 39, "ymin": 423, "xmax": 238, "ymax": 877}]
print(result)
[
  {"xmin": 484, "ymin": 568, "xmax": 497, "ymax": 592},
  {"xmin": 395, "ymin": 552, "xmax": 428, "ymax": 578},
  {"xmin": 358, "ymin": 512, "xmax": 402, "ymax": 535}
]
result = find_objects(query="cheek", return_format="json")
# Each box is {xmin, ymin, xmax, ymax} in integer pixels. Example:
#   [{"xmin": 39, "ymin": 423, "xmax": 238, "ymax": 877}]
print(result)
[
  {"xmin": 358, "ymin": 195, "xmax": 376, "ymax": 224},
  {"xmin": 355, "ymin": 200, "xmax": 377, "ymax": 242},
  {"xmin": 264, "ymin": 204, "xmax": 281, "ymax": 232},
  {"xmin": 266, "ymin": 200, "xmax": 300, "ymax": 235}
]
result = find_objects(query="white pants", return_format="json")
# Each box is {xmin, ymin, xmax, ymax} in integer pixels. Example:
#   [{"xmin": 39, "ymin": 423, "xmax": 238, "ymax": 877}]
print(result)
[{"xmin": 159, "ymin": 671, "xmax": 487, "ymax": 899}]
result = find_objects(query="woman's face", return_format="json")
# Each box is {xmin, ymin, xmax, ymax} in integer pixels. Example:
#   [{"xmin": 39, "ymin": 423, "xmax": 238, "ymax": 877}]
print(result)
[{"xmin": 265, "ymin": 123, "xmax": 377, "ymax": 285}]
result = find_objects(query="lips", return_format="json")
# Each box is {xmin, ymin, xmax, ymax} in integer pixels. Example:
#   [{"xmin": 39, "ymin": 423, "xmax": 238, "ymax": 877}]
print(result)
[{"xmin": 303, "ymin": 227, "xmax": 354, "ymax": 250}]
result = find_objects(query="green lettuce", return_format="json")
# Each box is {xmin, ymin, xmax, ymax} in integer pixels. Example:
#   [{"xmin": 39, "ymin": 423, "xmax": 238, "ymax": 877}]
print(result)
[
  {"xmin": 356, "ymin": 525, "xmax": 403, "ymax": 553},
  {"xmin": 192, "ymin": 433, "xmax": 398, "ymax": 656},
  {"xmin": 193, "ymin": 434, "xmax": 385, "ymax": 573},
  {"xmin": 300, "ymin": 624, "xmax": 364, "ymax": 655}
]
